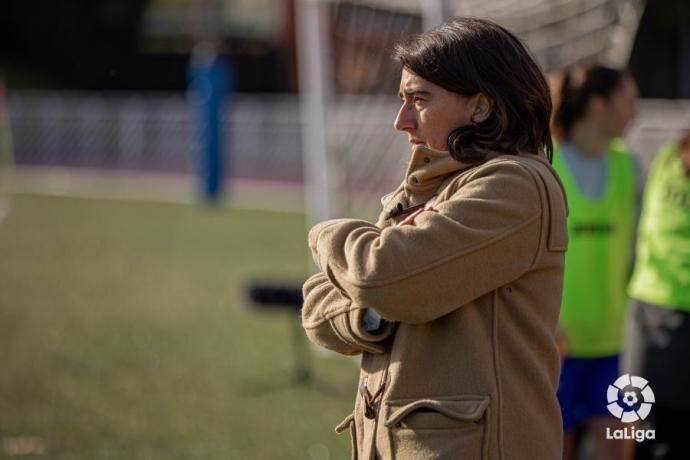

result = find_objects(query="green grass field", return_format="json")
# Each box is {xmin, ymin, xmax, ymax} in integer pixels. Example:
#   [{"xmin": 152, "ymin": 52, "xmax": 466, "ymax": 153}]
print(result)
[{"xmin": 0, "ymin": 193, "xmax": 358, "ymax": 460}]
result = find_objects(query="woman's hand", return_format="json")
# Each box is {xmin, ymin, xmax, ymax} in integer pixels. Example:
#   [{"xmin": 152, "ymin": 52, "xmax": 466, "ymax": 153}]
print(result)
[{"xmin": 398, "ymin": 198, "xmax": 437, "ymax": 226}]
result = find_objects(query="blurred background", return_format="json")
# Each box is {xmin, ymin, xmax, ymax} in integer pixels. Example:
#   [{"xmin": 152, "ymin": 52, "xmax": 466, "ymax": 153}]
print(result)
[{"xmin": 0, "ymin": 0, "xmax": 689, "ymax": 459}]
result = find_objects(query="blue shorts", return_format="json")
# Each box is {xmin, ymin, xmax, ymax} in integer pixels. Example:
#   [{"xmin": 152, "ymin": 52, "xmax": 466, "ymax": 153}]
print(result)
[{"xmin": 557, "ymin": 354, "xmax": 620, "ymax": 432}]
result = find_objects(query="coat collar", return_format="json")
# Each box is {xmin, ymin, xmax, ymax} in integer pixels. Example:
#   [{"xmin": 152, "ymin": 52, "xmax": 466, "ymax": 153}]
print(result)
[
  {"xmin": 402, "ymin": 145, "xmax": 479, "ymax": 204},
  {"xmin": 386, "ymin": 144, "xmax": 551, "ymax": 216},
  {"xmin": 403, "ymin": 145, "xmax": 551, "ymax": 196}
]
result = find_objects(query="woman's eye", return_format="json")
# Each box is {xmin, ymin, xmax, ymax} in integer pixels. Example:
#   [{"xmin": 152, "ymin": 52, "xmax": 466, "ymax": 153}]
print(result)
[{"xmin": 413, "ymin": 97, "xmax": 423, "ymax": 103}]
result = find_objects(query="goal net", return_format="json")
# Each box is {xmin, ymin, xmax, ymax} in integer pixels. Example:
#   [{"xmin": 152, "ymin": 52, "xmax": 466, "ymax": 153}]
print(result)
[{"xmin": 297, "ymin": 0, "xmax": 644, "ymax": 221}]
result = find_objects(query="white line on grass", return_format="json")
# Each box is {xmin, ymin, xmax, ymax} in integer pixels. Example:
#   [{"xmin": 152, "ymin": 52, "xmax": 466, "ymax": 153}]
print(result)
[{"xmin": 12, "ymin": 166, "xmax": 307, "ymax": 215}]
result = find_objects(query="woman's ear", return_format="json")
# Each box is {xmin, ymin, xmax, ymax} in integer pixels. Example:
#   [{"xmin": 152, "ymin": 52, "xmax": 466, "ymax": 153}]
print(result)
[{"xmin": 470, "ymin": 93, "xmax": 493, "ymax": 124}]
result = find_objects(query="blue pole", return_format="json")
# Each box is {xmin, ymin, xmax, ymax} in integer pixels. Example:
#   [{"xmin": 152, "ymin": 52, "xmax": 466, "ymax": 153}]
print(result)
[{"xmin": 188, "ymin": 44, "xmax": 234, "ymax": 204}]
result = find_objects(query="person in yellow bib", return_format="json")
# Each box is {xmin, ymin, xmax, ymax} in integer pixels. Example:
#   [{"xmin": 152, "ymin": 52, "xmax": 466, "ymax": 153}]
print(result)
[
  {"xmin": 550, "ymin": 65, "xmax": 639, "ymax": 460},
  {"xmin": 623, "ymin": 132, "xmax": 690, "ymax": 460}
]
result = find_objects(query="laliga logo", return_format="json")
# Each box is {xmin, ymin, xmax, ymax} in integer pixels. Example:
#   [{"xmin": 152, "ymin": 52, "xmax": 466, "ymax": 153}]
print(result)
[
  {"xmin": 606, "ymin": 374, "xmax": 655, "ymax": 422},
  {"xmin": 605, "ymin": 374, "xmax": 656, "ymax": 443}
]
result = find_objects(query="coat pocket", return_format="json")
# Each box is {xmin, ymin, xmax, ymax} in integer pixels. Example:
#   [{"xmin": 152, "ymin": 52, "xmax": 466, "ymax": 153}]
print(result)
[
  {"xmin": 382, "ymin": 396, "xmax": 490, "ymax": 459},
  {"xmin": 335, "ymin": 413, "xmax": 358, "ymax": 460}
]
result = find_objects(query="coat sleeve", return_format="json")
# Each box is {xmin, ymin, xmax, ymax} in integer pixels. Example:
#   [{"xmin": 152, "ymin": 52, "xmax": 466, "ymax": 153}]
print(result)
[
  {"xmin": 301, "ymin": 272, "xmax": 396, "ymax": 355},
  {"xmin": 308, "ymin": 161, "xmax": 545, "ymax": 325}
]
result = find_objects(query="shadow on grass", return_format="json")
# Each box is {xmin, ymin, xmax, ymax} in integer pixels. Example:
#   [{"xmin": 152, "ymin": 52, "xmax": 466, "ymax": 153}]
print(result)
[{"xmin": 239, "ymin": 282, "xmax": 355, "ymax": 398}]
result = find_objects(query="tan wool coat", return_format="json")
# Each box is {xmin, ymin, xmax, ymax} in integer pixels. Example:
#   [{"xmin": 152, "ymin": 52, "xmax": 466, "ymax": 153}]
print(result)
[{"xmin": 302, "ymin": 145, "xmax": 568, "ymax": 460}]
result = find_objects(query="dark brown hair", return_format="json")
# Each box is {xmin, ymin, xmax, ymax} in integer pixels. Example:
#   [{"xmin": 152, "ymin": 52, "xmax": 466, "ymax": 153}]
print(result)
[
  {"xmin": 551, "ymin": 65, "xmax": 629, "ymax": 141},
  {"xmin": 393, "ymin": 17, "xmax": 553, "ymax": 163},
  {"xmin": 679, "ymin": 130, "xmax": 690, "ymax": 153},
  {"xmin": 679, "ymin": 130, "xmax": 690, "ymax": 176}
]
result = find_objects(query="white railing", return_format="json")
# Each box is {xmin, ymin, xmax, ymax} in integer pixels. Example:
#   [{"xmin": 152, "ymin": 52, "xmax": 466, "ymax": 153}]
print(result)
[{"xmin": 7, "ymin": 91, "xmax": 690, "ymax": 213}]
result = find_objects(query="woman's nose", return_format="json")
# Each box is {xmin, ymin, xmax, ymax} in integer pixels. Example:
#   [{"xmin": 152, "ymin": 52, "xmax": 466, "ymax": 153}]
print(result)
[{"xmin": 394, "ymin": 104, "xmax": 416, "ymax": 132}]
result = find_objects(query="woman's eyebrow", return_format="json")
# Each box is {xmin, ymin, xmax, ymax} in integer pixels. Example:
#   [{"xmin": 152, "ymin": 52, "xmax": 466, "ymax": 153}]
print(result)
[{"xmin": 398, "ymin": 89, "xmax": 432, "ymax": 98}]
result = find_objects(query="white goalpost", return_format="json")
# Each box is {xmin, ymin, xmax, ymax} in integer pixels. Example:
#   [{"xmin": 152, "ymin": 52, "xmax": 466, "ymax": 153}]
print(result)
[
  {"xmin": 296, "ymin": 0, "xmax": 336, "ymax": 225},
  {"xmin": 296, "ymin": 0, "xmax": 447, "ymax": 225},
  {"xmin": 290, "ymin": 0, "xmax": 441, "ymax": 370}
]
